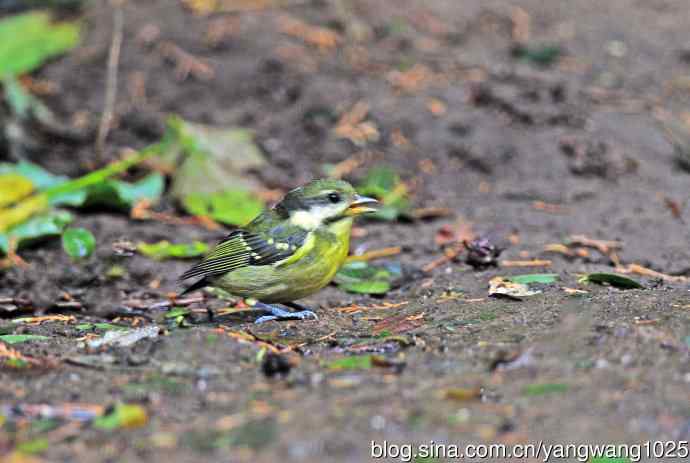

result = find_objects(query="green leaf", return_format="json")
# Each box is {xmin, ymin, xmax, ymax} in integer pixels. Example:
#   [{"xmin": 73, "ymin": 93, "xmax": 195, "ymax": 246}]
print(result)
[
  {"xmin": 325, "ymin": 354, "xmax": 374, "ymax": 371},
  {"xmin": 0, "ymin": 12, "xmax": 80, "ymax": 78},
  {"xmin": 334, "ymin": 261, "xmax": 402, "ymax": 295},
  {"xmin": 0, "ymin": 161, "xmax": 68, "ymax": 190},
  {"xmin": 2, "ymin": 74, "xmax": 65, "ymax": 138},
  {"xmin": 75, "ymin": 323, "xmax": 128, "ymax": 332},
  {"xmin": 0, "ymin": 334, "xmax": 49, "ymax": 344},
  {"xmin": 93, "ymin": 403, "xmax": 148, "ymax": 430},
  {"xmin": 0, "ymin": 209, "xmax": 72, "ymax": 254},
  {"xmin": 5, "ymin": 357, "xmax": 29, "ymax": 368},
  {"xmin": 0, "ymin": 162, "xmax": 163, "ymax": 211},
  {"xmin": 182, "ymin": 190, "xmax": 263, "ymax": 226},
  {"xmin": 522, "ymin": 382, "xmax": 569, "ymax": 396},
  {"xmin": 16, "ymin": 437, "xmax": 49, "ymax": 455},
  {"xmin": 105, "ymin": 265, "xmax": 126, "ymax": 279},
  {"xmin": 164, "ymin": 117, "xmax": 267, "ymax": 204},
  {"xmin": 138, "ymin": 240, "xmax": 208, "ymax": 260},
  {"xmin": 83, "ymin": 172, "xmax": 164, "ymax": 210},
  {"xmin": 341, "ymin": 280, "xmax": 391, "ymax": 294},
  {"xmin": 580, "ymin": 273, "xmax": 643, "ymax": 289},
  {"xmin": 0, "ymin": 145, "xmax": 161, "ymax": 235},
  {"xmin": 164, "ymin": 307, "xmax": 191, "ymax": 319},
  {"xmin": 507, "ymin": 273, "xmax": 559, "ymax": 285},
  {"xmin": 62, "ymin": 227, "xmax": 95, "ymax": 259},
  {"xmin": 356, "ymin": 165, "xmax": 409, "ymax": 221},
  {"xmin": 0, "ymin": 160, "xmax": 84, "ymax": 207},
  {"xmin": 512, "ymin": 43, "xmax": 562, "ymax": 66}
]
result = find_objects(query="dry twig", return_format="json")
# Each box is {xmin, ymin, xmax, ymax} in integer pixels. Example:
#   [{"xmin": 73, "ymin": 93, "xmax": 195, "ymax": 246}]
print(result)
[
  {"xmin": 347, "ymin": 247, "xmax": 402, "ymax": 263},
  {"xmin": 500, "ymin": 259, "xmax": 552, "ymax": 268},
  {"xmin": 96, "ymin": 2, "xmax": 125, "ymax": 162}
]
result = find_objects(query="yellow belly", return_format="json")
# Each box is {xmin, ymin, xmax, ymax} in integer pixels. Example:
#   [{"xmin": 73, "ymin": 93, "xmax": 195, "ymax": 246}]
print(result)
[{"xmin": 213, "ymin": 219, "xmax": 351, "ymax": 303}]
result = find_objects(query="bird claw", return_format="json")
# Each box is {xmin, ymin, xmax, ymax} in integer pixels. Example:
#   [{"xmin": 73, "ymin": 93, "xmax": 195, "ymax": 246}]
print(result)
[
  {"xmin": 252, "ymin": 303, "xmax": 318, "ymax": 324},
  {"xmin": 255, "ymin": 315, "xmax": 280, "ymax": 324}
]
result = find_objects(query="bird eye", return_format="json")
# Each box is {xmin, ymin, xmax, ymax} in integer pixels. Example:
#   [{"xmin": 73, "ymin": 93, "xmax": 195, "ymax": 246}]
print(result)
[{"xmin": 327, "ymin": 192, "xmax": 341, "ymax": 203}]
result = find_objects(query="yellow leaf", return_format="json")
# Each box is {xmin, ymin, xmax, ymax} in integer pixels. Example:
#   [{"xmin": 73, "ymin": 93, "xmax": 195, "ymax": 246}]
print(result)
[
  {"xmin": 0, "ymin": 195, "xmax": 49, "ymax": 232},
  {"xmin": 0, "ymin": 173, "xmax": 33, "ymax": 208}
]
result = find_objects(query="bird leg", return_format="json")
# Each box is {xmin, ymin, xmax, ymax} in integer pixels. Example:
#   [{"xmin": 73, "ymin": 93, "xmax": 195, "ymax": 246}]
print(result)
[{"xmin": 250, "ymin": 300, "xmax": 318, "ymax": 324}]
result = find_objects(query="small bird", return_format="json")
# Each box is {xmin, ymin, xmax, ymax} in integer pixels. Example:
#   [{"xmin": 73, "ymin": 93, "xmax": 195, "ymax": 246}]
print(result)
[{"xmin": 179, "ymin": 179, "xmax": 378, "ymax": 323}]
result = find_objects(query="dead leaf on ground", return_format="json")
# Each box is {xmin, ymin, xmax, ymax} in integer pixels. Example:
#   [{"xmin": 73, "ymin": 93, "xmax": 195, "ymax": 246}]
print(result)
[
  {"xmin": 488, "ymin": 277, "xmax": 541, "ymax": 299},
  {"xmin": 158, "ymin": 41, "xmax": 215, "ymax": 81},
  {"xmin": 616, "ymin": 263, "xmax": 689, "ymax": 284},
  {"xmin": 276, "ymin": 14, "xmax": 341, "ymax": 50},
  {"xmin": 500, "ymin": 259, "xmax": 552, "ymax": 268},
  {"xmin": 332, "ymin": 101, "xmax": 380, "ymax": 146},
  {"xmin": 443, "ymin": 387, "xmax": 482, "ymax": 402},
  {"xmin": 373, "ymin": 313, "xmax": 425, "ymax": 335},
  {"xmin": 336, "ymin": 301, "xmax": 409, "ymax": 314},
  {"xmin": 387, "ymin": 64, "xmax": 442, "ymax": 93}
]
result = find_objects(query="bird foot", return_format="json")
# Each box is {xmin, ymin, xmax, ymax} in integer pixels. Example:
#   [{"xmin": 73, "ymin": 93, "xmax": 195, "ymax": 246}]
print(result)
[{"xmin": 251, "ymin": 302, "xmax": 318, "ymax": 324}]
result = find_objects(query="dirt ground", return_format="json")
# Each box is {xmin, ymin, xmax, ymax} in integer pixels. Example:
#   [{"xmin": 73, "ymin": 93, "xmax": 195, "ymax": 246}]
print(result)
[{"xmin": 2, "ymin": 0, "xmax": 690, "ymax": 461}]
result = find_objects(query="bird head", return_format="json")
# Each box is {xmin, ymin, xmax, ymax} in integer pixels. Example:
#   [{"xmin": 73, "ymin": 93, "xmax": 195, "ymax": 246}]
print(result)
[{"xmin": 278, "ymin": 179, "xmax": 378, "ymax": 229}]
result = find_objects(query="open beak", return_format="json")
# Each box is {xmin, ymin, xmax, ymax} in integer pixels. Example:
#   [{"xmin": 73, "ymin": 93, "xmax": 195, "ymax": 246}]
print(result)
[{"xmin": 345, "ymin": 195, "xmax": 379, "ymax": 216}]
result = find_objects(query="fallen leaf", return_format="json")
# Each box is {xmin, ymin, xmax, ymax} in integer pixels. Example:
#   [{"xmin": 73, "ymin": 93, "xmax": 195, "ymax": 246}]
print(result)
[
  {"xmin": 82, "ymin": 172, "xmax": 165, "ymax": 210},
  {"xmin": 500, "ymin": 259, "xmax": 552, "ymax": 267},
  {"xmin": 0, "ymin": 149, "xmax": 159, "ymax": 248},
  {"xmin": 0, "ymin": 12, "xmax": 80, "ymax": 78},
  {"xmin": 568, "ymin": 235, "xmax": 623, "ymax": 255},
  {"xmin": 617, "ymin": 263, "xmax": 689, "ymax": 284},
  {"xmin": 522, "ymin": 382, "xmax": 569, "ymax": 396},
  {"xmin": 182, "ymin": 189, "xmax": 263, "ymax": 226},
  {"xmin": 511, "ymin": 43, "xmax": 562, "ymax": 67},
  {"xmin": 93, "ymin": 403, "xmax": 148, "ymax": 430},
  {"xmin": 61, "ymin": 227, "xmax": 96, "ymax": 260},
  {"xmin": 0, "ymin": 173, "xmax": 33, "ymax": 208},
  {"xmin": 373, "ymin": 313, "xmax": 425, "ymax": 335},
  {"xmin": 507, "ymin": 273, "xmax": 559, "ymax": 285},
  {"xmin": 488, "ymin": 276, "xmax": 541, "ymax": 299},
  {"xmin": 276, "ymin": 14, "xmax": 341, "ymax": 50},
  {"xmin": 443, "ymin": 387, "xmax": 482, "ymax": 401},
  {"xmin": 579, "ymin": 272, "xmax": 643, "ymax": 289},
  {"xmin": 164, "ymin": 307, "xmax": 191, "ymax": 319},
  {"xmin": 15, "ymin": 437, "xmax": 49, "ymax": 455},
  {"xmin": 12, "ymin": 315, "xmax": 75, "ymax": 325},
  {"xmin": 160, "ymin": 117, "xmax": 267, "ymax": 222},
  {"xmin": 334, "ymin": 261, "xmax": 403, "ymax": 295},
  {"xmin": 0, "ymin": 342, "xmax": 52, "ymax": 369},
  {"xmin": 332, "ymin": 101, "xmax": 380, "ymax": 146},
  {"xmin": 324, "ymin": 354, "xmax": 403, "ymax": 371},
  {"xmin": 75, "ymin": 323, "xmax": 128, "ymax": 332},
  {"xmin": 137, "ymin": 240, "xmax": 208, "ymax": 260},
  {"xmin": 0, "ymin": 334, "xmax": 49, "ymax": 344},
  {"xmin": 356, "ymin": 165, "xmax": 410, "ymax": 221}
]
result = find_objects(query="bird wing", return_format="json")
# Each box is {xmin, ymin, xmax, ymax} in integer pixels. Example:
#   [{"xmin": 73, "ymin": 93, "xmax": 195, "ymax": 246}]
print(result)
[{"xmin": 179, "ymin": 227, "xmax": 309, "ymax": 281}]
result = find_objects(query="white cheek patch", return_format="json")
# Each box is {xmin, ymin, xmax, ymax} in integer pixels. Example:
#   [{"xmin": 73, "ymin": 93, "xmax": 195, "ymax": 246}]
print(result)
[{"xmin": 290, "ymin": 206, "xmax": 334, "ymax": 230}]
